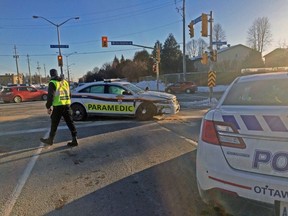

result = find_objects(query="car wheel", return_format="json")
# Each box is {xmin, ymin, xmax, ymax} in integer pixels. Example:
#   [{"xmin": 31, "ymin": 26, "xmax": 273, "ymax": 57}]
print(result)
[
  {"xmin": 71, "ymin": 103, "xmax": 87, "ymax": 121},
  {"xmin": 185, "ymin": 89, "xmax": 192, "ymax": 94},
  {"xmin": 13, "ymin": 96, "xmax": 22, "ymax": 103},
  {"xmin": 42, "ymin": 94, "xmax": 48, "ymax": 101},
  {"xmin": 136, "ymin": 102, "xmax": 157, "ymax": 121},
  {"xmin": 166, "ymin": 88, "xmax": 172, "ymax": 93}
]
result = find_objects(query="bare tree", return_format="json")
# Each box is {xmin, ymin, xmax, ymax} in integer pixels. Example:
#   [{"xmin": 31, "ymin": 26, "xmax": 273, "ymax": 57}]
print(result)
[
  {"xmin": 277, "ymin": 39, "xmax": 288, "ymax": 48},
  {"xmin": 198, "ymin": 38, "xmax": 208, "ymax": 55},
  {"xmin": 213, "ymin": 23, "xmax": 226, "ymax": 50},
  {"xmin": 246, "ymin": 17, "xmax": 272, "ymax": 54},
  {"xmin": 186, "ymin": 39, "xmax": 198, "ymax": 58}
]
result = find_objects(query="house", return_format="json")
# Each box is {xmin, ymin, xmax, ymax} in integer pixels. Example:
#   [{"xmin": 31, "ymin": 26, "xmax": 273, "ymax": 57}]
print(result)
[
  {"xmin": 192, "ymin": 44, "xmax": 262, "ymax": 73},
  {"xmin": 0, "ymin": 73, "xmax": 24, "ymax": 86},
  {"xmin": 264, "ymin": 48, "xmax": 288, "ymax": 67}
]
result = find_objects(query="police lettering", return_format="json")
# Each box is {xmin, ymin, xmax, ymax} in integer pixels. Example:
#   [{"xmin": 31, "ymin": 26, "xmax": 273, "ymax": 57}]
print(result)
[
  {"xmin": 253, "ymin": 150, "xmax": 288, "ymax": 172},
  {"xmin": 87, "ymin": 104, "xmax": 134, "ymax": 112}
]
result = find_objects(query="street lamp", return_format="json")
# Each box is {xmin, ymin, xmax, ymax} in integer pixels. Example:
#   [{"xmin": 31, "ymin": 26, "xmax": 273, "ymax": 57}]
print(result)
[
  {"xmin": 32, "ymin": 15, "xmax": 79, "ymax": 77},
  {"xmin": 65, "ymin": 52, "xmax": 77, "ymax": 83}
]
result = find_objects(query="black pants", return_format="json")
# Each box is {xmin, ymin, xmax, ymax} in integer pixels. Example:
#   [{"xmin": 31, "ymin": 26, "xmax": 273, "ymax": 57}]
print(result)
[{"xmin": 49, "ymin": 105, "xmax": 77, "ymax": 139}]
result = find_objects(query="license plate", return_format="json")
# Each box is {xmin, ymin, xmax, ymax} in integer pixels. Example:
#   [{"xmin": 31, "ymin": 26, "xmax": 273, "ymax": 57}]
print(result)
[{"xmin": 275, "ymin": 201, "xmax": 288, "ymax": 216}]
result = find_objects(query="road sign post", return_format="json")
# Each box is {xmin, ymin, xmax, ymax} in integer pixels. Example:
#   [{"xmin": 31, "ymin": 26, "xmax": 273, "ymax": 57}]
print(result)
[{"xmin": 208, "ymin": 71, "xmax": 216, "ymax": 102}]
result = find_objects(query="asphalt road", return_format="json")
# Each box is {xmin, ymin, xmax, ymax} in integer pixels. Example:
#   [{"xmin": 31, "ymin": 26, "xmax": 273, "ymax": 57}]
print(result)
[{"xmin": 0, "ymin": 99, "xmax": 223, "ymax": 216}]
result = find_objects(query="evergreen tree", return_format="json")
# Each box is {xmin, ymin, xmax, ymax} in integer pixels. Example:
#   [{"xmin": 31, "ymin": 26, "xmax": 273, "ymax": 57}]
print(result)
[{"xmin": 161, "ymin": 34, "xmax": 182, "ymax": 74}]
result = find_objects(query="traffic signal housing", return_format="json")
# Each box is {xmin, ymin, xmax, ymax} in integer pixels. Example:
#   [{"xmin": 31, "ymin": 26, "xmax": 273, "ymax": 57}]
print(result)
[
  {"xmin": 57, "ymin": 55, "xmax": 63, "ymax": 67},
  {"xmin": 156, "ymin": 48, "xmax": 161, "ymax": 62},
  {"xmin": 152, "ymin": 62, "xmax": 157, "ymax": 73},
  {"xmin": 102, "ymin": 36, "xmax": 108, "ymax": 47},
  {"xmin": 201, "ymin": 53, "xmax": 208, "ymax": 65},
  {"xmin": 210, "ymin": 50, "xmax": 217, "ymax": 62},
  {"xmin": 201, "ymin": 14, "xmax": 208, "ymax": 37},
  {"xmin": 188, "ymin": 21, "xmax": 194, "ymax": 38}
]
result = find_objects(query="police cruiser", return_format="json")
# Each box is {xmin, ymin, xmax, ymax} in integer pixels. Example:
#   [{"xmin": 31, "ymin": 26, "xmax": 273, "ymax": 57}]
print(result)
[
  {"xmin": 196, "ymin": 72, "xmax": 288, "ymax": 216},
  {"xmin": 70, "ymin": 80, "xmax": 180, "ymax": 121}
]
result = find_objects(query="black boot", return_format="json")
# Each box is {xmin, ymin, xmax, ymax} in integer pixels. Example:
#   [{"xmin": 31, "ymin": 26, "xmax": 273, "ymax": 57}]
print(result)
[
  {"xmin": 67, "ymin": 137, "xmax": 78, "ymax": 147},
  {"xmin": 40, "ymin": 137, "xmax": 53, "ymax": 145}
]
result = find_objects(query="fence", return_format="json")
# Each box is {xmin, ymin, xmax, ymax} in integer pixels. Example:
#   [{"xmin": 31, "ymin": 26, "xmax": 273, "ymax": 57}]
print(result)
[{"xmin": 139, "ymin": 71, "xmax": 241, "ymax": 86}]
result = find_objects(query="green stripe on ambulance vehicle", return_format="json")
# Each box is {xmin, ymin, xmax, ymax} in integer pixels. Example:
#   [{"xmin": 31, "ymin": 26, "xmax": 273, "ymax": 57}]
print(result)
[{"xmin": 86, "ymin": 103, "xmax": 135, "ymax": 113}]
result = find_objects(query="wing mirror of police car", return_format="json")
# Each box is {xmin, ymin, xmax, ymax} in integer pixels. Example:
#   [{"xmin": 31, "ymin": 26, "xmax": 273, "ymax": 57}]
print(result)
[{"xmin": 122, "ymin": 90, "xmax": 132, "ymax": 95}]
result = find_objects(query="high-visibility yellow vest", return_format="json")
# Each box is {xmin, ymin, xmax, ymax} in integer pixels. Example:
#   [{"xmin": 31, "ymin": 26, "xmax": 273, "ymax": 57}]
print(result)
[{"xmin": 50, "ymin": 79, "xmax": 71, "ymax": 106}]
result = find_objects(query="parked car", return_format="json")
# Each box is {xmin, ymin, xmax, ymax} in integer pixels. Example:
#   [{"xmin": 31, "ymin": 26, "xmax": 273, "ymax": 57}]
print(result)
[
  {"xmin": 196, "ymin": 72, "xmax": 288, "ymax": 215},
  {"xmin": 1, "ymin": 86, "xmax": 48, "ymax": 103},
  {"xmin": 71, "ymin": 80, "xmax": 180, "ymax": 121},
  {"xmin": 165, "ymin": 81, "xmax": 197, "ymax": 94}
]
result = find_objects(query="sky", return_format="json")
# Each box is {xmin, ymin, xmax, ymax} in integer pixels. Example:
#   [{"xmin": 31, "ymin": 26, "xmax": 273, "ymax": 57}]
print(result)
[{"xmin": 1, "ymin": 0, "xmax": 288, "ymax": 81}]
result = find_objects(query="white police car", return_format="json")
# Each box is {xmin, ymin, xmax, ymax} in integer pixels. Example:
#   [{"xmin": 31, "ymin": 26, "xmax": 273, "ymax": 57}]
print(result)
[
  {"xmin": 196, "ymin": 72, "xmax": 288, "ymax": 215},
  {"xmin": 70, "ymin": 80, "xmax": 180, "ymax": 121}
]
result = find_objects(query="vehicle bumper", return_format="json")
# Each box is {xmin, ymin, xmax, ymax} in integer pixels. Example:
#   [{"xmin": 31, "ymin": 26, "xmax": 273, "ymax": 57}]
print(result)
[{"xmin": 157, "ymin": 101, "xmax": 180, "ymax": 115}]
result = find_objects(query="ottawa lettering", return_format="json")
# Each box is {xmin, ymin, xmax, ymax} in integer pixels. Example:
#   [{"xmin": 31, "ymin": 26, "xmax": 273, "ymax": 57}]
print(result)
[{"xmin": 87, "ymin": 104, "xmax": 134, "ymax": 112}]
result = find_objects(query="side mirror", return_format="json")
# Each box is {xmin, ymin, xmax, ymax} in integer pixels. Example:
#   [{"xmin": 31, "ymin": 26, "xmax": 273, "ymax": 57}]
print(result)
[{"xmin": 122, "ymin": 90, "xmax": 132, "ymax": 95}]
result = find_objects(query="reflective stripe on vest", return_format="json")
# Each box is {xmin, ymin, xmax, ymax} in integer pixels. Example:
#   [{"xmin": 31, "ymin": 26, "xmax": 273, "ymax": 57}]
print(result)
[{"xmin": 50, "ymin": 79, "xmax": 71, "ymax": 106}]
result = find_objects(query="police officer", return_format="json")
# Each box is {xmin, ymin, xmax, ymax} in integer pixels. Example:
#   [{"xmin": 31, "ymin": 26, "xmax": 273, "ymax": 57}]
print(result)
[{"xmin": 40, "ymin": 69, "xmax": 78, "ymax": 147}]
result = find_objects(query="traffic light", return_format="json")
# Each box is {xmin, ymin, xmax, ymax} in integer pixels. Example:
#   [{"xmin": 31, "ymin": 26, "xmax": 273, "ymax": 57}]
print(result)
[
  {"xmin": 156, "ymin": 48, "xmax": 161, "ymax": 62},
  {"xmin": 152, "ymin": 62, "xmax": 157, "ymax": 73},
  {"xmin": 57, "ymin": 55, "xmax": 63, "ymax": 67},
  {"xmin": 102, "ymin": 36, "xmax": 108, "ymax": 47},
  {"xmin": 201, "ymin": 13, "xmax": 208, "ymax": 37},
  {"xmin": 201, "ymin": 53, "xmax": 208, "ymax": 64},
  {"xmin": 188, "ymin": 21, "xmax": 194, "ymax": 38}
]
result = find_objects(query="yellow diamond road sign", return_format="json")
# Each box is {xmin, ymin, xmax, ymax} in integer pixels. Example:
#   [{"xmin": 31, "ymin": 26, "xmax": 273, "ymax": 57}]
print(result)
[{"xmin": 208, "ymin": 71, "xmax": 216, "ymax": 87}]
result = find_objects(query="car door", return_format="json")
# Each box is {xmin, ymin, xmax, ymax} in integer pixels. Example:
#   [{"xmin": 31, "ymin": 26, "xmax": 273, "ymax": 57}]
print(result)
[
  {"xmin": 105, "ymin": 85, "xmax": 136, "ymax": 115},
  {"xmin": 26, "ymin": 87, "xmax": 41, "ymax": 100},
  {"xmin": 77, "ymin": 84, "xmax": 106, "ymax": 115}
]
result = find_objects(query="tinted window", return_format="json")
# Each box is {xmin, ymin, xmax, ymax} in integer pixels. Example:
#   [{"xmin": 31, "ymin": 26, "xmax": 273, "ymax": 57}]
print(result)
[
  {"xmin": 79, "ymin": 85, "xmax": 104, "ymax": 93},
  {"xmin": 223, "ymin": 79, "xmax": 288, "ymax": 106}
]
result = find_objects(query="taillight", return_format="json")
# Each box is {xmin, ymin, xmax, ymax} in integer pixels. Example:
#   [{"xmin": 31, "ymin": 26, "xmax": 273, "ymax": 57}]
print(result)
[
  {"xmin": 201, "ymin": 119, "xmax": 246, "ymax": 148},
  {"xmin": 201, "ymin": 120, "xmax": 220, "ymax": 145}
]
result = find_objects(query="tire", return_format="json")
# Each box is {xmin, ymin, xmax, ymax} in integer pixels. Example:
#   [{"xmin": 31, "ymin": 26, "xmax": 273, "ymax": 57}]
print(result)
[
  {"xmin": 71, "ymin": 103, "xmax": 87, "ymax": 121},
  {"xmin": 185, "ymin": 89, "xmax": 192, "ymax": 94},
  {"xmin": 136, "ymin": 102, "xmax": 157, "ymax": 121},
  {"xmin": 166, "ymin": 89, "xmax": 172, "ymax": 93},
  {"xmin": 13, "ymin": 96, "xmax": 22, "ymax": 103},
  {"xmin": 42, "ymin": 94, "xmax": 48, "ymax": 101}
]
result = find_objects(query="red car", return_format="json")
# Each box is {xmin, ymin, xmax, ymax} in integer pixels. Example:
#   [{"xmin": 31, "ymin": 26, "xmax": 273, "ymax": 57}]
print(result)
[
  {"xmin": 1, "ymin": 86, "xmax": 48, "ymax": 103},
  {"xmin": 165, "ymin": 81, "xmax": 198, "ymax": 94}
]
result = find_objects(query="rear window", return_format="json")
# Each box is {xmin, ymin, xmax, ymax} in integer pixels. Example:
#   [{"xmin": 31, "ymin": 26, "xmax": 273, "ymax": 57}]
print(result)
[{"xmin": 223, "ymin": 79, "xmax": 288, "ymax": 106}]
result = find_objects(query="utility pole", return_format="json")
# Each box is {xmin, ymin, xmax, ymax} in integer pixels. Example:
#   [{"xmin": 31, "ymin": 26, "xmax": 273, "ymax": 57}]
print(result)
[
  {"xmin": 182, "ymin": 0, "xmax": 186, "ymax": 81},
  {"xmin": 13, "ymin": 45, "xmax": 20, "ymax": 84},
  {"xmin": 43, "ymin": 64, "xmax": 47, "ymax": 83},
  {"xmin": 27, "ymin": 55, "xmax": 32, "ymax": 85},
  {"xmin": 37, "ymin": 62, "xmax": 41, "ymax": 84}
]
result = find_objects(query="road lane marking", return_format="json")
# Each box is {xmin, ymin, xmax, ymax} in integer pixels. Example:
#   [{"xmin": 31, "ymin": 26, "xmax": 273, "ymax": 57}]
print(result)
[
  {"xmin": 1, "ymin": 120, "xmax": 133, "ymax": 215},
  {"xmin": 0, "ymin": 120, "xmax": 133, "ymax": 136},
  {"xmin": 2, "ymin": 132, "xmax": 47, "ymax": 216}
]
